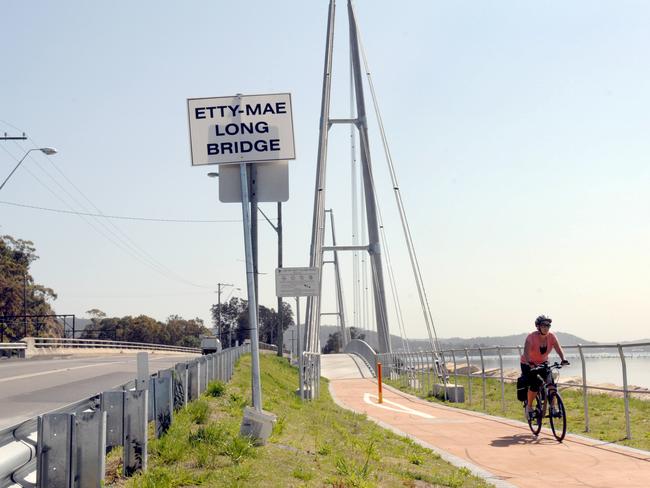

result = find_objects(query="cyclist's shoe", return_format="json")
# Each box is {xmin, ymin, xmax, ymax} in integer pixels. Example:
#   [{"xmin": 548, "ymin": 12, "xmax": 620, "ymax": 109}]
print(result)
[{"xmin": 525, "ymin": 406, "xmax": 536, "ymax": 421}]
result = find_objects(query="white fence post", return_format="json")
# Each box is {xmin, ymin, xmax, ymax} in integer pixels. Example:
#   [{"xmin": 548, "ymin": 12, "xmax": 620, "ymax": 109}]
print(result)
[
  {"xmin": 578, "ymin": 344, "xmax": 590, "ymax": 432},
  {"xmin": 617, "ymin": 344, "xmax": 632, "ymax": 439}
]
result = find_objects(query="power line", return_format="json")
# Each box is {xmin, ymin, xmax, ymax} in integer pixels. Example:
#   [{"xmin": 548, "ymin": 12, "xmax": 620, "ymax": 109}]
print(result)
[
  {"xmin": 1, "ymin": 135, "xmax": 215, "ymax": 288},
  {"xmin": 0, "ymin": 200, "xmax": 242, "ymax": 223}
]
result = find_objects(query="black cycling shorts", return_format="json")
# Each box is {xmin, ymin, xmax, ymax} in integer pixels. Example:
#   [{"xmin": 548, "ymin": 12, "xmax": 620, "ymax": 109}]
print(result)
[{"xmin": 520, "ymin": 363, "xmax": 551, "ymax": 393}]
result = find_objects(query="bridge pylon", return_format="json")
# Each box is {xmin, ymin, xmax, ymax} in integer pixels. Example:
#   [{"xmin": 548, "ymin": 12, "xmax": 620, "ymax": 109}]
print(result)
[{"xmin": 305, "ymin": 0, "xmax": 392, "ymax": 355}]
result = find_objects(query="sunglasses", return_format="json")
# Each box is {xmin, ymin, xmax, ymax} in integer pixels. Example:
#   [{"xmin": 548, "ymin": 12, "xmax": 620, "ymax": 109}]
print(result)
[{"xmin": 539, "ymin": 324, "xmax": 551, "ymax": 328}]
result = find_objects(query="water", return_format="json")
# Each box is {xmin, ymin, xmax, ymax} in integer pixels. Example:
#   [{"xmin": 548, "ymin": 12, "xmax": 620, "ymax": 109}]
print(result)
[{"xmin": 453, "ymin": 354, "xmax": 650, "ymax": 390}]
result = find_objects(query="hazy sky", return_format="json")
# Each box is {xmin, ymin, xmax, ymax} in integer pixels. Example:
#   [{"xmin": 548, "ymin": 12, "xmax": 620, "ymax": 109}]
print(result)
[{"xmin": 2, "ymin": 1, "xmax": 648, "ymax": 344}]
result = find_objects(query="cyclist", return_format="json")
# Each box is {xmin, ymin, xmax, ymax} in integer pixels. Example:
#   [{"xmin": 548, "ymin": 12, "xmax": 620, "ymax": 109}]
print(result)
[{"xmin": 521, "ymin": 315, "xmax": 570, "ymax": 419}]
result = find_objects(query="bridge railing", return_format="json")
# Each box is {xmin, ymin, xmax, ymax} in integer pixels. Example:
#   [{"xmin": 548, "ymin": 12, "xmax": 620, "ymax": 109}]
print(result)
[
  {"xmin": 0, "ymin": 344, "xmax": 250, "ymax": 488},
  {"xmin": 379, "ymin": 341, "xmax": 650, "ymax": 440},
  {"xmin": 343, "ymin": 339, "xmax": 378, "ymax": 375},
  {"xmin": 26, "ymin": 336, "xmax": 201, "ymax": 354},
  {"xmin": 0, "ymin": 342, "xmax": 26, "ymax": 358}
]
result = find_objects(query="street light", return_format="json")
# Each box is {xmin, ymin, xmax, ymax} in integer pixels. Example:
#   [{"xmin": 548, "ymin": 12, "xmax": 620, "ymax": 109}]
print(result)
[{"xmin": 0, "ymin": 147, "xmax": 58, "ymax": 192}]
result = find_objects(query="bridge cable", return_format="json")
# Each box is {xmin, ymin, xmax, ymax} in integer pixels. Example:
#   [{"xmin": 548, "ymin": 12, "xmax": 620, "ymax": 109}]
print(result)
[{"xmin": 351, "ymin": 0, "xmax": 443, "ymax": 357}]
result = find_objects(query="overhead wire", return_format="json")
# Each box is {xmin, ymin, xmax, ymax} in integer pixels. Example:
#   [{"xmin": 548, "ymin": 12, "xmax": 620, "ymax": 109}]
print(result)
[
  {"xmin": 0, "ymin": 200, "xmax": 241, "ymax": 223},
  {"xmin": 0, "ymin": 134, "xmax": 214, "ymax": 289},
  {"xmin": 29, "ymin": 138, "xmax": 215, "ymax": 289}
]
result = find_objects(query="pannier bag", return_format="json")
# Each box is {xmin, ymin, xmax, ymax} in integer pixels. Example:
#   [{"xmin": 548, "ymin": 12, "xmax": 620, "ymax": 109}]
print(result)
[{"xmin": 516, "ymin": 376, "xmax": 528, "ymax": 402}]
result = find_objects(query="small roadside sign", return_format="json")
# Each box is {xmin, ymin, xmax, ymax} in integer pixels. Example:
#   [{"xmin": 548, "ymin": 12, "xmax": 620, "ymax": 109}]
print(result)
[
  {"xmin": 275, "ymin": 267, "xmax": 320, "ymax": 297},
  {"xmin": 218, "ymin": 160, "xmax": 288, "ymax": 203},
  {"xmin": 187, "ymin": 93, "xmax": 296, "ymax": 166}
]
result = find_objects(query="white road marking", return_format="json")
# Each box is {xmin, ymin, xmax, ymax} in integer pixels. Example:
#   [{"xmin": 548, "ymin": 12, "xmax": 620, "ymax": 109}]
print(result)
[
  {"xmin": 363, "ymin": 393, "xmax": 435, "ymax": 419},
  {"xmin": 0, "ymin": 361, "xmax": 125, "ymax": 384}
]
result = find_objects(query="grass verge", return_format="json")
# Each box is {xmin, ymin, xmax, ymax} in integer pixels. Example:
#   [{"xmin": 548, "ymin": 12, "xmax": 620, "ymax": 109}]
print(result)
[
  {"xmin": 386, "ymin": 374, "xmax": 650, "ymax": 451},
  {"xmin": 108, "ymin": 354, "xmax": 493, "ymax": 487}
]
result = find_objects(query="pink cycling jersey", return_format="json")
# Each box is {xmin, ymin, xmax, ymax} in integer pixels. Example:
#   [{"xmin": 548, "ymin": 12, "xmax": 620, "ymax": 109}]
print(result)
[{"xmin": 520, "ymin": 331, "xmax": 558, "ymax": 365}]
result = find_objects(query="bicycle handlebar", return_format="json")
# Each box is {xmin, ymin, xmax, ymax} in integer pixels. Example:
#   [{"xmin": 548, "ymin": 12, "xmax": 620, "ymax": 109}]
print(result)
[{"xmin": 530, "ymin": 361, "xmax": 564, "ymax": 373}]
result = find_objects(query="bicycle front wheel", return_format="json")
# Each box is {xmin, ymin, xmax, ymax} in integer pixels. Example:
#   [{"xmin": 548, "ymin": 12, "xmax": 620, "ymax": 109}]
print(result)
[
  {"xmin": 549, "ymin": 392, "xmax": 567, "ymax": 441},
  {"xmin": 527, "ymin": 393, "xmax": 543, "ymax": 436}
]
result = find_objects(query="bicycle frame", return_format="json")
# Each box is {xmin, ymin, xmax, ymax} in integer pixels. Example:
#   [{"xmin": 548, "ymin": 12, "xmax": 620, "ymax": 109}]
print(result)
[{"xmin": 528, "ymin": 362, "xmax": 567, "ymax": 441}]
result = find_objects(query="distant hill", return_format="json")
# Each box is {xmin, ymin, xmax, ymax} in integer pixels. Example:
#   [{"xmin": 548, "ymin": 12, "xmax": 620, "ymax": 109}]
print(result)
[{"xmin": 282, "ymin": 325, "xmax": 598, "ymax": 354}]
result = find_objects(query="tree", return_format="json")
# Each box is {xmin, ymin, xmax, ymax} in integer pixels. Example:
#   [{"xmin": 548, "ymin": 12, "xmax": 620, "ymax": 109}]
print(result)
[
  {"xmin": 211, "ymin": 297, "xmax": 295, "ymax": 348},
  {"xmin": 322, "ymin": 327, "xmax": 366, "ymax": 354},
  {"xmin": 163, "ymin": 315, "xmax": 207, "ymax": 348},
  {"xmin": 350, "ymin": 327, "xmax": 365, "ymax": 341},
  {"xmin": 0, "ymin": 235, "xmax": 58, "ymax": 341},
  {"xmin": 211, "ymin": 297, "xmax": 248, "ymax": 347},
  {"xmin": 81, "ymin": 313, "xmax": 209, "ymax": 346},
  {"xmin": 322, "ymin": 331, "xmax": 342, "ymax": 354}
]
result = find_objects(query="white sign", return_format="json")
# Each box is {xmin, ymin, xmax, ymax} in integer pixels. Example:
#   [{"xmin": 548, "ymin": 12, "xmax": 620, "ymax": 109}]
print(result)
[
  {"xmin": 275, "ymin": 267, "xmax": 320, "ymax": 297},
  {"xmin": 187, "ymin": 93, "xmax": 296, "ymax": 166},
  {"xmin": 219, "ymin": 161, "xmax": 289, "ymax": 203}
]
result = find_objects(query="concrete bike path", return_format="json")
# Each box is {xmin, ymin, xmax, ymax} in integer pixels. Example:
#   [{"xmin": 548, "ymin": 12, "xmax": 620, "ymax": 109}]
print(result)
[{"xmin": 329, "ymin": 378, "xmax": 650, "ymax": 488}]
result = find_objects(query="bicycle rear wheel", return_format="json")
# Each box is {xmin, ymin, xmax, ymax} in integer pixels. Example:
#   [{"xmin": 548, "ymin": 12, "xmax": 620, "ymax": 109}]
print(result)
[
  {"xmin": 549, "ymin": 392, "xmax": 567, "ymax": 441},
  {"xmin": 527, "ymin": 394, "xmax": 543, "ymax": 436}
]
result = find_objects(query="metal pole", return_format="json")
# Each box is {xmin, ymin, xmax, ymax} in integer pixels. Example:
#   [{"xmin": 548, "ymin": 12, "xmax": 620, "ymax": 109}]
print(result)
[
  {"xmin": 479, "ymin": 348, "xmax": 486, "ymax": 411},
  {"xmin": 327, "ymin": 209, "xmax": 349, "ymax": 346},
  {"xmin": 296, "ymin": 297, "xmax": 304, "ymax": 399},
  {"xmin": 240, "ymin": 163, "xmax": 262, "ymax": 411},
  {"xmin": 306, "ymin": 0, "xmax": 336, "ymax": 354},
  {"xmin": 276, "ymin": 202, "xmax": 284, "ymax": 357},
  {"xmin": 617, "ymin": 344, "xmax": 631, "ymax": 439},
  {"xmin": 250, "ymin": 165, "xmax": 259, "ymax": 323},
  {"xmin": 452, "ymin": 350, "xmax": 458, "ymax": 397},
  {"xmin": 217, "ymin": 283, "xmax": 222, "ymax": 341},
  {"xmin": 23, "ymin": 272, "xmax": 27, "ymax": 338},
  {"xmin": 497, "ymin": 347, "xmax": 505, "ymax": 413},
  {"xmin": 465, "ymin": 348, "xmax": 472, "ymax": 404},
  {"xmin": 578, "ymin": 344, "xmax": 590, "ymax": 432},
  {"xmin": 0, "ymin": 150, "xmax": 35, "ymax": 192}
]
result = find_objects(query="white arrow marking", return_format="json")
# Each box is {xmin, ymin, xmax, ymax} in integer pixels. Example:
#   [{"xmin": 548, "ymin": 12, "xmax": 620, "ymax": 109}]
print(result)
[{"xmin": 363, "ymin": 393, "xmax": 435, "ymax": 419}]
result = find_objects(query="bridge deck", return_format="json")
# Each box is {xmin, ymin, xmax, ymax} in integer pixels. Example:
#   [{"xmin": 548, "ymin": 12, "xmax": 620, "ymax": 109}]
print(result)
[
  {"xmin": 329, "ymin": 378, "xmax": 650, "ymax": 488},
  {"xmin": 320, "ymin": 353, "xmax": 374, "ymax": 380}
]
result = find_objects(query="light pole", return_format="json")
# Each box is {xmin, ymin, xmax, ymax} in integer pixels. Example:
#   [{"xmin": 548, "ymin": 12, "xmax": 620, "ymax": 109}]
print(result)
[
  {"xmin": 0, "ymin": 147, "xmax": 58, "ymax": 192},
  {"xmin": 216, "ymin": 282, "xmax": 233, "ymax": 345},
  {"xmin": 258, "ymin": 204, "xmax": 284, "ymax": 357}
]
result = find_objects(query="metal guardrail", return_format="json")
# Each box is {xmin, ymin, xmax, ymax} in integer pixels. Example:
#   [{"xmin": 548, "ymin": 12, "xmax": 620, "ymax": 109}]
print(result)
[
  {"xmin": 0, "ymin": 343, "xmax": 27, "ymax": 359},
  {"xmin": 0, "ymin": 344, "xmax": 250, "ymax": 488},
  {"xmin": 30, "ymin": 337, "xmax": 201, "ymax": 354},
  {"xmin": 301, "ymin": 352, "xmax": 321, "ymax": 400},
  {"xmin": 378, "ymin": 341, "xmax": 650, "ymax": 441}
]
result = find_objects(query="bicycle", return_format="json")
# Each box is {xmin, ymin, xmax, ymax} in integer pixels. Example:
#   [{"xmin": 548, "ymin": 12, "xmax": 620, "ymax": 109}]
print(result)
[{"xmin": 524, "ymin": 361, "xmax": 567, "ymax": 441}]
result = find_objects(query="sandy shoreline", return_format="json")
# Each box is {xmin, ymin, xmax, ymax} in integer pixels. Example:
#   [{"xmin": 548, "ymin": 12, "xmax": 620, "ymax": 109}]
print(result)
[{"xmin": 444, "ymin": 363, "xmax": 650, "ymax": 401}]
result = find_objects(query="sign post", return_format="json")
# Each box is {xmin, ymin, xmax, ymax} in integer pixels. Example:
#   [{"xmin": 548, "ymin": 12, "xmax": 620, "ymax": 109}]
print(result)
[
  {"xmin": 238, "ymin": 163, "xmax": 262, "ymax": 410},
  {"xmin": 188, "ymin": 92, "xmax": 295, "ymax": 418},
  {"xmin": 275, "ymin": 267, "xmax": 320, "ymax": 398}
]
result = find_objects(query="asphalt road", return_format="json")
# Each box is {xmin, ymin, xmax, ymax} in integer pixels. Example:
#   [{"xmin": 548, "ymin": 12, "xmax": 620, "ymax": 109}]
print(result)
[{"xmin": 0, "ymin": 352, "xmax": 199, "ymax": 430}]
